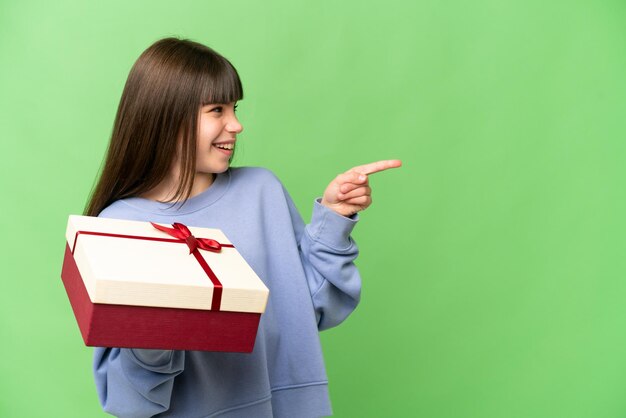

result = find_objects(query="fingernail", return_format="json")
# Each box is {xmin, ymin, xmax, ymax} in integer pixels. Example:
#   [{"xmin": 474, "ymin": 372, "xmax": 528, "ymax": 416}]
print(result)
[{"xmin": 359, "ymin": 175, "xmax": 366, "ymax": 181}]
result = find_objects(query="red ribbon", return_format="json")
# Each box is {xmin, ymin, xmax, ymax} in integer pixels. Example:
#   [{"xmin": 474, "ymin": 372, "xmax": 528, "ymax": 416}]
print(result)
[
  {"xmin": 72, "ymin": 222, "xmax": 234, "ymax": 311},
  {"xmin": 150, "ymin": 222, "xmax": 222, "ymax": 254}
]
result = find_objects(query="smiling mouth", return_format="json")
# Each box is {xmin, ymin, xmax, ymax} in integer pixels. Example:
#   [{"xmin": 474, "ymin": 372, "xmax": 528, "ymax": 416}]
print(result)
[{"xmin": 214, "ymin": 143, "xmax": 235, "ymax": 150}]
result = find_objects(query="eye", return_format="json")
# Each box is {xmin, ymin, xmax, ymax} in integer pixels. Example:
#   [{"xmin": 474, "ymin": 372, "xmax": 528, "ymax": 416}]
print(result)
[
  {"xmin": 209, "ymin": 106, "xmax": 223, "ymax": 113},
  {"xmin": 234, "ymin": 104, "xmax": 239, "ymax": 112}
]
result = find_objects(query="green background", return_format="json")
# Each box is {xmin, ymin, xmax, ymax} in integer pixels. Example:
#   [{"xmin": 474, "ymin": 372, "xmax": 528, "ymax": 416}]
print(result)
[{"xmin": 2, "ymin": 0, "xmax": 626, "ymax": 417}]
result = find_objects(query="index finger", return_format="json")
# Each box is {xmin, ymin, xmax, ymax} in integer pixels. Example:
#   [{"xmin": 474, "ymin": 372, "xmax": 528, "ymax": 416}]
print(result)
[{"xmin": 351, "ymin": 159, "xmax": 403, "ymax": 176}]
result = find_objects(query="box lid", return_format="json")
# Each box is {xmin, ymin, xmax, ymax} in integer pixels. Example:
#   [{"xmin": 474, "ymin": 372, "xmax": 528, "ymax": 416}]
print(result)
[{"xmin": 66, "ymin": 215, "xmax": 269, "ymax": 313}]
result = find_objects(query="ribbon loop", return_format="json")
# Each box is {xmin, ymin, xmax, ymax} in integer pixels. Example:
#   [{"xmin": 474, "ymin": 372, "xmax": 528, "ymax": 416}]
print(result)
[
  {"xmin": 198, "ymin": 238, "xmax": 222, "ymax": 252},
  {"xmin": 173, "ymin": 222, "xmax": 192, "ymax": 237}
]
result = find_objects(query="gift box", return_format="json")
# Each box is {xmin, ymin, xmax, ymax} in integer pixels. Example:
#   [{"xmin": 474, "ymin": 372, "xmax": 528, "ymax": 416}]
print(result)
[{"xmin": 60, "ymin": 215, "xmax": 269, "ymax": 353}]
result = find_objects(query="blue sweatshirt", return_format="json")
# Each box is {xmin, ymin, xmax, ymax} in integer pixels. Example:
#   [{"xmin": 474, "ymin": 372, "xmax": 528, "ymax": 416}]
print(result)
[{"xmin": 93, "ymin": 167, "xmax": 362, "ymax": 418}]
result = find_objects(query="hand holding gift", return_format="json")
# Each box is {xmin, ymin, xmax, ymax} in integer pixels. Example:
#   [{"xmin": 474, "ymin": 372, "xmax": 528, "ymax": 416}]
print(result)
[{"xmin": 321, "ymin": 159, "xmax": 402, "ymax": 217}]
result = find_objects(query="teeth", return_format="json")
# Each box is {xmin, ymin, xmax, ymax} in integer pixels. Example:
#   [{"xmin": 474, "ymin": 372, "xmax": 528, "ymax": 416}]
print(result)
[{"xmin": 215, "ymin": 143, "xmax": 234, "ymax": 150}]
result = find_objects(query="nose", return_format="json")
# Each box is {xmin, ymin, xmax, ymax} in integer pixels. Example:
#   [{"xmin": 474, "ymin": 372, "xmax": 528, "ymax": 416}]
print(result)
[{"xmin": 226, "ymin": 113, "xmax": 243, "ymax": 134}]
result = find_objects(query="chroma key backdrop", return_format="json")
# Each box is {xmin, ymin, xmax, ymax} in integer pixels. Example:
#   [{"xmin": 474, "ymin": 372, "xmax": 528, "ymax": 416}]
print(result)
[{"xmin": 1, "ymin": 0, "xmax": 626, "ymax": 417}]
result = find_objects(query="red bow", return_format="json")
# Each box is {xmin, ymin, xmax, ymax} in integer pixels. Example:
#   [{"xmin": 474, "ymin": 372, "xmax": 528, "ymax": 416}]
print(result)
[{"xmin": 151, "ymin": 222, "xmax": 222, "ymax": 254}]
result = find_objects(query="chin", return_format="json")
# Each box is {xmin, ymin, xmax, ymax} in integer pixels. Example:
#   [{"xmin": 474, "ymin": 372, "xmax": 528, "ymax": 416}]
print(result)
[
  {"xmin": 215, "ymin": 164, "xmax": 231, "ymax": 173},
  {"xmin": 199, "ymin": 164, "xmax": 230, "ymax": 175}
]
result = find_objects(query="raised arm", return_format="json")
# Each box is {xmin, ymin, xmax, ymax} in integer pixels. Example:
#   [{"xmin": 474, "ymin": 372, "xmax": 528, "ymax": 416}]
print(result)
[{"xmin": 290, "ymin": 160, "xmax": 402, "ymax": 330}]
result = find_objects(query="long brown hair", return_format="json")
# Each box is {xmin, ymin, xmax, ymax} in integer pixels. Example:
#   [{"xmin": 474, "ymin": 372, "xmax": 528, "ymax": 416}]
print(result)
[{"xmin": 84, "ymin": 37, "xmax": 243, "ymax": 216}]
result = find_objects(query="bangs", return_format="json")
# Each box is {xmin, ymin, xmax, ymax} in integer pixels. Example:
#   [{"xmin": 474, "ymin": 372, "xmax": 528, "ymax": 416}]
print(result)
[{"xmin": 200, "ymin": 57, "xmax": 244, "ymax": 105}]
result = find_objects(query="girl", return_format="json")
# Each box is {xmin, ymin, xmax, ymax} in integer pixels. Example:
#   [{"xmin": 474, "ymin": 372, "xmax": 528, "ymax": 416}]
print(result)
[{"xmin": 86, "ymin": 37, "xmax": 400, "ymax": 418}]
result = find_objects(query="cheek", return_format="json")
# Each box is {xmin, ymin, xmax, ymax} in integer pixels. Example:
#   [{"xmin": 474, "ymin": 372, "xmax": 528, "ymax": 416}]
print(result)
[
  {"xmin": 197, "ymin": 129, "xmax": 218, "ymax": 150},
  {"xmin": 198, "ymin": 118, "xmax": 222, "ymax": 140}
]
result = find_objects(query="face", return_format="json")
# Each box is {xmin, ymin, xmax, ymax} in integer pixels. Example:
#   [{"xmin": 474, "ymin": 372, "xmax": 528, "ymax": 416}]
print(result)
[{"xmin": 195, "ymin": 102, "xmax": 243, "ymax": 175}]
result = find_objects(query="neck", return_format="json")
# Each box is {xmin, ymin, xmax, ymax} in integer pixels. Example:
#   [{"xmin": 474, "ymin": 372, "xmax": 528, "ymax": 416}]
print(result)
[{"xmin": 141, "ymin": 172, "xmax": 216, "ymax": 202}]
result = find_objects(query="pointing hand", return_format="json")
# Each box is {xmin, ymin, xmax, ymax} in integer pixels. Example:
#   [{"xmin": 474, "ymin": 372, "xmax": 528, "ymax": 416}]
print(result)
[{"xmin": 321, "ymin": 160, "xmax": 402, "ymax": 217}]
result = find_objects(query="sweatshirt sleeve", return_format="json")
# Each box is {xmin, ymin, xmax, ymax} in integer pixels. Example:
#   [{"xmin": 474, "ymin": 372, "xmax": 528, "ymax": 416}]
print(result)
[
  {"xmin": 93, "ymin": 347, "xmax": 184, "ymax": 417},
  {"xmin": 288, "ymin": 195, "xmax": 362, "ymax": 331}
]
